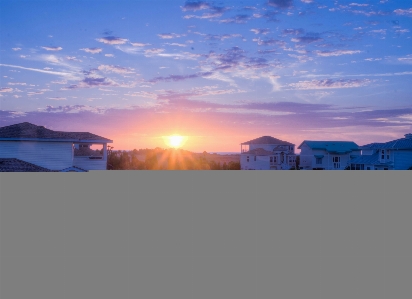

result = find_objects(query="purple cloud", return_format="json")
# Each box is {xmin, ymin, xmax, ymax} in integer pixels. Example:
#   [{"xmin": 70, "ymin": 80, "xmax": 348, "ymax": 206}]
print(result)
[
  {"xmin": 289, "ymin": 79, "xmax": 371, "ymax": 90},
  {"xmin": 80, "ymin": 47, "xmax": 103, "ymax": 54},
  {"xmin": 41, "ymin": 46, "xmax": 63, "ymax": 51}
]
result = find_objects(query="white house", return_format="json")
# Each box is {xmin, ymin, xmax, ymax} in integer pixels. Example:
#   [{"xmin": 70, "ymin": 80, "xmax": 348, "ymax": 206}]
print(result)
[
  {"xmin": 298, "ymin": 140, "xmax": 361, "ymax": 170},
  {"xmin": 349, "ymin": 133, "xmax": 412, "ymax": 170},
  {"xmin": 0, "ymin": 122, "xmax": 113, "ymax": 172},
  {"xmin": 240, "ymin": 136, "xmax": 297, "ymax": 170}
]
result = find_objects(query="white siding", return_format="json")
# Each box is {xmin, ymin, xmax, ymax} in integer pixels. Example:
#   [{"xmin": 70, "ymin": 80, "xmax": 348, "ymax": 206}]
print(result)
[
  {"xmin": 73, "ymin": 157, "xmax": 107, "ymax": 170},
  {"xmin": 393, "ymin": 150, "xmax": 412, "ymax": 170},
  {"xmin": 0, "ymin": 141, "xmax": 73, "ymax": 170}
]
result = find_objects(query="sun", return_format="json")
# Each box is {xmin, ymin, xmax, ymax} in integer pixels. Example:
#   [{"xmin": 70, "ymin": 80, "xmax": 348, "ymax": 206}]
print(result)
[{"xmin": 164, "ymin": 134, "xmax": 187, "ymax": 148}]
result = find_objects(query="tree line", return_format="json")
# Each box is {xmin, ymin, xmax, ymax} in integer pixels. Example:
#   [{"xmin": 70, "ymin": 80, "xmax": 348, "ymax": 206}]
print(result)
[{"xmin": 107, "ymin": 147, "xmax": 241, "ymax": 170}]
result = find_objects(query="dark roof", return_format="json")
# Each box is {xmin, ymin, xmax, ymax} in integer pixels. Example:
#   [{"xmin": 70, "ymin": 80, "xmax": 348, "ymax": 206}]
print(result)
[
  {"xmin": 241, "ymin": 136, "xmax": 294, "ymax": 146},
  {"xmin": 361, "ymin": 134, "xmax": 412, "ymax": 150},
  {"xmin": 298, "ymin": 141, "xmax": 359, "ymax": 153},
  {"xmin": 0, "ymin": 158, "xmax": 53, "ymax": 172},
  {"xmin": 0, "ymin": 122, "xmax": 112, "ymax": 142},
  {"xmin": 60, "ymin": 166, "xmax": 88, "ymax": 172}
]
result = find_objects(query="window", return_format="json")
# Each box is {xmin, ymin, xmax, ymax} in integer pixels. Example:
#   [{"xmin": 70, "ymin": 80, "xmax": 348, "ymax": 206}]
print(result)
[
  {"xmin": 316, "ymin": 158, "xmax": 322, "ymax": 164},
  {"xmin": 270, "ymin": 157, "xmax": 273, "ymax": 163},
  {"xmin": 381, "ymin": 155, "xmax": 384, "ymax": 159},
  {"xmin": 367, "ymin": 167, "xmax": 370, "ymax": 170},
  {"xmin": 333, "ymin": 156, "xmax": 341, "ymax": 169},
  {"xmin": 384, "ymin": 168, "xmax": 388, "ymax": 170},
  {"xmin": 387, "ymin": 155, "xmax": 389, "ymax": 159},
  {"xmin": 246, "ymin": 156, "xmax": 249, "ymax": 162}
]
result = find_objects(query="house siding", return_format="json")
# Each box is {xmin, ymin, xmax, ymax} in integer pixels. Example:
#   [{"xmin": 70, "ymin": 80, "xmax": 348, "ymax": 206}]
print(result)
[
  {"xmin": 0, "ymin": 141, "xmax": 73, "ymax": 170},
  {"xmin": 394, "ymin": 150, "xmax": 412, "ymax": 170}
]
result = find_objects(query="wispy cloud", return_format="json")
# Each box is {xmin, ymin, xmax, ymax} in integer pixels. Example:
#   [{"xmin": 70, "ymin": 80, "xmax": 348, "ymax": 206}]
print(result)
[
  {"xmin": 393, "ymin": 8, "xmax": 412, "ymax": 16},
  {"xmin": 12, "ymin": 47, "xmax": 22, "ymax": 51},
  {"xmin": 181, "ymin": 1, "xmax": 212, "ymax": 11},
  {"xmin": 289, "ymin": 78, "xmax": 371, "ymax": 90},
  {"xmin": 0, "ymin": 87, "xmax": 13, "ymax": 93},
  {"xmin": 316, "ymin": 50, "xmax": 361, "ymax": 57},
  {"xmin": 96, "ymin": 36, "xmax": 128, "ymax": 45},
  {"xmin": 130, "ymin": 42, "xmax": 151, "ymax": 47},
  {"xmin": 41, "ymin": 46, "xmax": 63, "ymax": 51},
  {"xmin": 149, "ymin": 71, "xmax": 213, "ymax": 83},
  {"xmin": 0, "ymin": 63, "xmax": 80, "ymax": 80},
  {"xmin": 250, "ymin": 28, "xmax": 270, "ymax": 35},
  {"xmin": 80, "ymin": 47, "xmax": 103, "ymax": 54},
  {"xmin": 48, "ymin": 97, "xmax": 66, "ymax": 101},
  {"xmin": 97, "ymin": 64, "xmax": 135, "ymax": 74},
  {"xmin": 158, "ymin": 33, "xmax": 184, "ymax": 39},
  {"xmin": 7, "ymin": 82, "xmax": 26, "ymax": 86}
]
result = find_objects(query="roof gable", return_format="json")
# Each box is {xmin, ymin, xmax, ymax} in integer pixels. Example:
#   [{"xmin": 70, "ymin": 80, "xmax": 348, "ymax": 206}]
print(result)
[
  {"xmin": 361, "ymin": 136, "xmax": 412, "ymax": 150},
  {"xmin": 241, "ymin": 136, "xmax": 294, "ymax": 146},
  {"xmin": 0, "ymin": 122, "xmax": 112, "ymax": 142}
]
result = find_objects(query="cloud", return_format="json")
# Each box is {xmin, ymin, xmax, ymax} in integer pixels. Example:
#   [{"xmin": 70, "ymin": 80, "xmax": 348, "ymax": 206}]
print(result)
[
  {"xmin": 394, "ymin": 8, "xmax": 412, "ymax": 16},
  {"xmin": 64, "ymin": 76, "xmax": 122, "ymax": 89},
  {"xmin": 316, "ymin": 50, "xmax": 361, "ymax": 56},
  {"xmin": 80, "ymin": 47, "xmax": 103, "ymax": 54},
  {"xmin": 158, "ymin": 33, "xmax": 183, "ymax": 39},
  {"xmin": 48, "ymin": 97, "xmax": 66, "ymax": 101},
  {"xmin": 66, "ymin": 56, "xmax": 82, "ymax": 61},
  {"xmin": 125, "ymin": 91, "xmax": 157, "ymax": 99},
  {"xmin": 349, "ymin": 3, "xmax": 369, "ymax": 7},
  {"xmin": 0, "ymin": 87, "xmax": 13, "ymax": 93},
  {"xmin": 184, "ymin": 12, "xmax": 223, "ymax": 19},
  {"xmin": 149, "ymin": 71, "xmax": 213, "ymax": 83},
  {"xmin": 301, "ymin": 0, "xmax": 313, "ymax": 3},
  {"xmin": 250, "ymin": 28, "xmax": 270, "ymax": 35},
  {"xmin": 253, "ymin": 38, "xmax": 285, "ymax": 47},
  {"xmin": 96, "ymin": 36, "xmax": 128, "ymax": 45},
  {"xmin": 7, "ymin": 82, "xmax": 26, "ymax": 86},
  {"xmin": 219, "ymin": 14, "xmax": 251, "ymax": 24},
  {"xmin": 291, "ymin": 35, "xmax": 322, "ymax": 43},
  {"xmin": 12, "ymin": 47, "xmax": 22, "ymax": 51},
  {"xmin": 0, "ymin": 63, "xmax": 80, "ymax": 80},
  {"xmin": 398, "ymin": 55, "xmax": 412, "ymax": 63},
  {"xmin": 282, "ymin": 28, "xmax": 304, "ymax": 35},
  {"xmin": 97, "ymin": 64, "xmax": 134, "ymax": 74},
  {"xmin": 181, "ymin": 1, "xmax": 211, "ymax": 11},
  {"xmin": 130, "ymin": 42, "xmax": 151, "ymax": 47},
  {"xmin": 105, "ymin": 54, "xmax": 114, "ymax": 57},
  {"xmin": 267, "ymin": 0, "xmax": 293, "ymax": 9},
  {"xmin": 41, "ymin": 46, "xmax": 63, "ymax": 51},
  {"xmin": 144, "ymin": 48, "xmax": 165, "ymax": 56},
  {"xmin": 165, "ymin": 42, "xmax": 187, "ymax": 47},
  {"xmin": 289, "ymin": 79, "xmax": 371, "ymax": 90}
]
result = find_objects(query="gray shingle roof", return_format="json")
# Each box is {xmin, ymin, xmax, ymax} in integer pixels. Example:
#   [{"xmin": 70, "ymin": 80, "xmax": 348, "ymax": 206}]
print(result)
[
  {"xmin": 0, "ymin": 122, "xmax": 112, "ymax": 142},
  {"xmin": 361, "ymin": 134, "xmax": 412, "ymax": 150},
  {"xmin": 241, "ymin": 136, "xmax": 294, "ymax": 146},
  {"xmin": 0, "ymin": 158, "xmax": 54, "ymax": 172}
]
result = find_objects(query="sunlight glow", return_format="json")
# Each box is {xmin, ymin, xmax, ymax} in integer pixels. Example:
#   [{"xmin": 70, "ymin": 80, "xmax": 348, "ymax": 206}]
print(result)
[{"xmin": 163, "ymin": 135, "xmax": 188, "ymax": 148}]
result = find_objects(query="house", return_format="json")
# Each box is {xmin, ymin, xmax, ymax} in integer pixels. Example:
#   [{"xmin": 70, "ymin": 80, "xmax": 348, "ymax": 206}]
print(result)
[
  {"xmin": 240, "ymin": 136, "xmax": 297, "ymax": 170},
  {"xmin": 0, "ymin": 122, "xmax": 113, "ymax": 171},
  {"xmin": 349, "ymin": 133, "xmax": 412, "ymax": 170},
  {"xmin": 298, "ymin": 140, "xmax": 360, "ymax": 170}
]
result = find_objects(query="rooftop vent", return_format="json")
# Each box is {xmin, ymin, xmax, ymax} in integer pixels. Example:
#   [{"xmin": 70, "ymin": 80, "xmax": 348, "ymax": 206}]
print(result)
[{"xmin": 405, "ymin": 133, "xmax": 412, "ymax": 139}]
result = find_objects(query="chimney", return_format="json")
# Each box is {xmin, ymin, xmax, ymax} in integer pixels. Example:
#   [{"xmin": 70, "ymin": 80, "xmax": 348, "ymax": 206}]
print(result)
[{"xmin": 405, "ymin": 133, "xmax": 412, "ymax": 139}]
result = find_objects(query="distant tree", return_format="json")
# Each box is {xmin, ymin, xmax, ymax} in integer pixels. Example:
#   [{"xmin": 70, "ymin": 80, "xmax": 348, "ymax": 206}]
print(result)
[
  {"xmin": 295, "ymin": 155, "xmax": 300, "ymax": 169},
  {"xmin": 228, "ymin": 161, "xmax": 240, "ymax": 170},
  {"xmin": 145, "ymin": 150, "xmax": 159, "ymax": 170},
  {"xmin": 222, "ymin": 162, "xmax": 228, "ymax": 170}
]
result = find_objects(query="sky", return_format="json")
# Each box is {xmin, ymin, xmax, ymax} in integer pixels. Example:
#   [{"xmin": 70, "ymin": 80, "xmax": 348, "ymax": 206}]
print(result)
[{"xmin": 1, "ymin": 0, "xmax": 411, "ymax": 152}]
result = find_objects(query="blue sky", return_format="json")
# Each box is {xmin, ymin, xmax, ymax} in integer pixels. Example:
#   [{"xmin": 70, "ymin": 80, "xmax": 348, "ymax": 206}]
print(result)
[{"xmin": 1, "ymin": 0, "xmax": 411, "ymax": 151}]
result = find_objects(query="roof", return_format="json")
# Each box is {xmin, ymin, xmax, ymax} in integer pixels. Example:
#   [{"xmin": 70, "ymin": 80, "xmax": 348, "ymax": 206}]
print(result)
[
  {"xmin": 0, "ymin": 158, "xmax": 54, "ymax": 172},
  {"xmin": 361, "ymin": 134, "xmax": 412, "ymax": 150},
  {"xmin": 298, "ymin": 141, "xmax": 359, "ymax": 153},
  {"xmin": 242, "ymin": 148, "xmax": 274, "ymax": 155},
  {"xmin": 241, "ymin": 136, "xmax": 294, "ymax": 146},
  {"xmin": 0, "ymin": 122, "xmax": 112, "ymax": 143},
  {"xmin": 60, "ymin": 166, "xmax": 88, "ymax": 172},
  {"xmin": 349, "ymin": 153, "xmax": 393, "ymax": 166}
]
